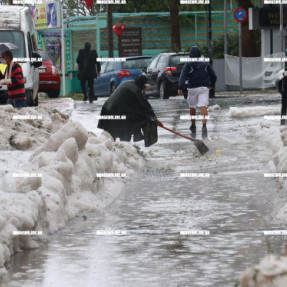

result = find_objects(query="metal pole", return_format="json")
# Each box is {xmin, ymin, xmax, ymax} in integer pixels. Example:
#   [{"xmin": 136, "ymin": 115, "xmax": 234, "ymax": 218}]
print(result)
[
  {"xmin": 270, "ymin": 29, "xmax": 273, "ymax": 54},
  {"xmin": 239, "ymin": 22, "xmax": 242, "ymax": 95},
  {"xmin": 208, "ymin": 3, "xmax": 212, "ymax": 65},
  {"xmin": 280, "ymin": 4, "xmax": 283, "ymax": 52},
  {"xmin": 281, "ymin": 27, "xmax": 287, "ymax": 125},
  {"xmin": 224, "ymin": 0, "xmax": 228, "ymax": 55},
  {"xmin": 77, "ymin": 0, "xmax": 79, "ymax": 17},
  {"xmin": 61, "ymin": 1, "xmax": 66, "ymax": 96}
]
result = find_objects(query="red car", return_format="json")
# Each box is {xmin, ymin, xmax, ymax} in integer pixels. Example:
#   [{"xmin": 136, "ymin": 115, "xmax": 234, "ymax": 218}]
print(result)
[{"xmin": 37, "ymin": 49, "xmax": 61, "ymax": 98}]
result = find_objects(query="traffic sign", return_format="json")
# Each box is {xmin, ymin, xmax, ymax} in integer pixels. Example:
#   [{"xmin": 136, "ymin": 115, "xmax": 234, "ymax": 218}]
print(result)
[{"xmin": 234, "ymin": 7, "xmax": 248, "ymax": 23}]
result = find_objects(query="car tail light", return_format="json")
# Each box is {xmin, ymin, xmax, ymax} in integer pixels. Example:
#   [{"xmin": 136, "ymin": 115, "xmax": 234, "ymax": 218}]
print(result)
[
  {"xmin": 118, "ymin": 70, "xmax": 131, "ymax": 78},
  {"xmin": 52, "ymin": 66, "xmax": 57, "ymax": 75},
  {"xmin": 165, "ymin": 67, "xmax": 177, "ymax": 76}
]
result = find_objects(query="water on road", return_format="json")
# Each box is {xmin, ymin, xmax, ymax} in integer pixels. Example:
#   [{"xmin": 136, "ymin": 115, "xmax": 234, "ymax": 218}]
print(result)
[{"xmin": 2, "ymin": 96, "xmax": 286, "ymax": 287}]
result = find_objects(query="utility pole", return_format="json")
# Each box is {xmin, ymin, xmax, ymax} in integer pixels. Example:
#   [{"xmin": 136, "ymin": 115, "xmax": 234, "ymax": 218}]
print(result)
[
  {"xmin": 224, "ymin": 0, "xmax": 228, "ymax": 55},
  {"xmin": 107, "ymin": 5, "xmax": 113, "ymax": 58}
]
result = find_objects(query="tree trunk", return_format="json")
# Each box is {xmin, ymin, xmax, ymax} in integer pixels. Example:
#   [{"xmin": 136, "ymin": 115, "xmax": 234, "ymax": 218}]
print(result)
[
  {"xmin": 237, "ymin": 0, "xmax": 259, "ymax": 57},
  {"xmin": 169, "ymin": 0, "xmax": 181, "ymax": 52},
  {"xmin": 107, "ymin": 5, "xmax": 114, "ymax": 58}
]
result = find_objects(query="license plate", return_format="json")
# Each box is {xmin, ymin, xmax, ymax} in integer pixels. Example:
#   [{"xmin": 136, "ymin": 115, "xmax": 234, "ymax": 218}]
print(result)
[{"xmin": 39, "ymin": 68, "xmax": 46, "ymax": 73}]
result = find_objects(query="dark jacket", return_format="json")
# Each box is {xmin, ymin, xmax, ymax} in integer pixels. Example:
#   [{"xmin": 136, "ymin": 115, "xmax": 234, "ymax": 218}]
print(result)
[
  {"xmin": 76, "ymin": 48, "xmax": 101, "ymax": 80},
  {"xmin": 178, "ymin": 47, "xmax": 217, "ymax": 90},
  {"xmin": 97, "ymin": 79, "xmax": 158, "ymax": 147}
]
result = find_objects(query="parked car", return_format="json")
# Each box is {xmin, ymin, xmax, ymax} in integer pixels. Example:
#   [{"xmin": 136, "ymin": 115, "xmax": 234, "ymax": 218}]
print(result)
[
  {"xmin": 144, "ymin": 52, "xmax": 189, "ymax": 99},
  {"xmin": 0, "ymin": 5, "xmax": 42, "ymax": 106},
  {"xmin": 93, "ymin": 56, "xmax": 152, "ymax": 97},
  {"xmin": 37, "ymin": 49, "xmax": 61, "ymax": 98}
]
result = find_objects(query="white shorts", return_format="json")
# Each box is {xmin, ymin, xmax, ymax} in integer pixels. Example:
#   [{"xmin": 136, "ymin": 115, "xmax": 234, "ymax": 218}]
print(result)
[{"xmin": 187, "ymin": 87, "xmax": 209, "ymax": 109}]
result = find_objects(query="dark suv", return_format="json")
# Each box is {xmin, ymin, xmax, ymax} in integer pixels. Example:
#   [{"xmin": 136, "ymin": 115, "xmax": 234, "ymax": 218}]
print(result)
[{"xmin": 144, "ymin": 52, "xmax": 189, "ymax": 99}]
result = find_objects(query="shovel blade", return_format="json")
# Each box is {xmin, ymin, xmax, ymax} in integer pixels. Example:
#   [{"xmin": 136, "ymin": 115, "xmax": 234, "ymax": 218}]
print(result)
[{"xmin": 194, "ymin": 140, "xmax": 209, "ymax": 155}]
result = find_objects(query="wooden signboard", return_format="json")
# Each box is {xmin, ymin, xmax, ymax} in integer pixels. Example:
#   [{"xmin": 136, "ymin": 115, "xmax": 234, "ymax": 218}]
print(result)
[{"xmin": 118, "ymin": 28, "xmax": 142, "ymax": 57}]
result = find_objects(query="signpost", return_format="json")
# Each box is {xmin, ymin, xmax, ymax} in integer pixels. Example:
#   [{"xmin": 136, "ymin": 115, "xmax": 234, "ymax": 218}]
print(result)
[{"xmin": 234, "ymin": 7, "xmax": 248, "ymax": 95}]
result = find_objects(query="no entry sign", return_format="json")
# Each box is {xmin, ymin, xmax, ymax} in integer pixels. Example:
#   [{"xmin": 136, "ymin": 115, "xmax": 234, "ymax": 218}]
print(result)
[{"xmin": 234, "ymin": 7, "xmax": 248, "ymax": 23}]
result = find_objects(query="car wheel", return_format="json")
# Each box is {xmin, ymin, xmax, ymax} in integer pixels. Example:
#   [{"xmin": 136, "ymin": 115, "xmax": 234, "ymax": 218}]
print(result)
[
  {"xmin": 26, "ymin": 90, "xmax": 33, "ymax": 106},
  {"xmin": 110, "ymin": 83, "xmax": 116, "ymax": 96},
  {"xmin": 47, "ymin": 90, "xmax": 60, "ymax": 98},
  {"xmin": 159, "ymin": 81, "xmax": 169, "ymax": 99}
]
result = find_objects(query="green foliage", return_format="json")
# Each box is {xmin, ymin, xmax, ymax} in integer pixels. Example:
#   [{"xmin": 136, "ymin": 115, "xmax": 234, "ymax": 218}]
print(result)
[
  {"xmin": 195, "ymin": 34, "xmax": 239, "ymax": 59},
  {"xmin": 62, "ymin": 0, "xmax": 101, "ymax": 17},
  {"xmin": 112, "ymin": 0, "xmax": 209, "ymax": 13}
]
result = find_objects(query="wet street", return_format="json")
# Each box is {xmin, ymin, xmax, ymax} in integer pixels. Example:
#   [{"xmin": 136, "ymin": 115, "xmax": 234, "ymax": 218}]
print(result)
[{"xmin": 2, "ymin": 95, "xmax": 287, "ymax": 287}]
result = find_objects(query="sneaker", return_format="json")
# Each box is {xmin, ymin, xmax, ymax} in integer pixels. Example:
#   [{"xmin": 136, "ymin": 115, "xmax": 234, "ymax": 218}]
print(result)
[
  {"xmin": 202, "ymin": 124, "xmax": 208, "ymax": 139},
  {"xmin": 190, "ymin": 125, "xmax": 196, "ymax": 135}
]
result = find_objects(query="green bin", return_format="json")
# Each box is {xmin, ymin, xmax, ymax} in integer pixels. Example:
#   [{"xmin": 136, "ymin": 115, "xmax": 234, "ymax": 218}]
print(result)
[{"xmin": 69, "ymin": 70, "xmax": 82, "ymax": 93}]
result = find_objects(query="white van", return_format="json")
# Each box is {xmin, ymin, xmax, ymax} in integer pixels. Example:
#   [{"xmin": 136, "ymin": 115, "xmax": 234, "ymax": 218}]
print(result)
[{"xmin": 0, "ymin": 5, "xmax": 42, "ymax": 106}]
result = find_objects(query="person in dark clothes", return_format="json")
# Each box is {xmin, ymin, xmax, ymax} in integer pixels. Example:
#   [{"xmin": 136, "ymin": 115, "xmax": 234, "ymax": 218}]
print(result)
[
  {"xmin": 98, "ymin": 75, "xmax": 163, "ymax": 147},
  {"xmin": 76, "ymin": 42, "xmax": 101, "ymax": 103},
  {"xmin": 178, "ymin": 46, "xmax": 217, "ymax": 139},
  {"xmin": 0, "ymin": 50, "xmax": 26, "ymax": 108}
]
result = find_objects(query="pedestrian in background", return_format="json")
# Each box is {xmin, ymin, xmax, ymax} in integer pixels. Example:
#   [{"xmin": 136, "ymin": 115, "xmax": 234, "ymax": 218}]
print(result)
[
  {"xmin": 178, "ymin": 46, "xmax": 217, "ymax": 139},
  {"xmin": 0, "ymin": 50, "xmax": 26, "ymax": 108},
  {"xmin": 76, "ymin": 42, "xmax": 101, "ymax": 103}
]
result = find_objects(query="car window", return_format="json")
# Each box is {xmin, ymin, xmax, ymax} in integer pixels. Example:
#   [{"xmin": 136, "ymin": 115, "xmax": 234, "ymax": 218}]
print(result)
[
  {"xmin": 148, "ymin": 56, "xmax": 159, "ymax": 70},
  {"xmin": 31, "ymin": 33, "xmax": 37, "ymax": 51},
  {"xmin": 100, "ymin": 62, "xmax": 108, "ymax": 73},
  {"xmin": 105, "ymin": 62, "xmax": 116, "ymax": 73},
  {"xmin": 122, "ymin": 58, "xmax": 152, "ymax": 69},
  {"xmin": 37, "ymin": 50, "xmax": 51, "ymax": 62},
  {"xmin": 169, "ymin": 55, "xmax": 189, "ymax": 66},
  {"xmin": 27, "ymin": 32, "xmax": 33, "ymax": 58},
  {"xmin": 156, "ymin": 55, "xmax": 167, "ymax": 69},
  {"xmin": 0, "ymin": 31, "xmax": 26, "ymax": 58}
]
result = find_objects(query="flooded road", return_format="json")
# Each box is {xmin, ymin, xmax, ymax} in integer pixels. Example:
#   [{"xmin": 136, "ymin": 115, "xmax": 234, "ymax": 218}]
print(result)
[{"xmin": 2, "ymin": 96, "xmax": 287, "ymax": 287}]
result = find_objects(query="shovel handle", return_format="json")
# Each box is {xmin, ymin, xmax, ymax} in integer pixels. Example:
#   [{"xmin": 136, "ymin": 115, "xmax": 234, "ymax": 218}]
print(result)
[{"xmin": 158, "ymin": 124, "xmax": 195, "ymax": 142}]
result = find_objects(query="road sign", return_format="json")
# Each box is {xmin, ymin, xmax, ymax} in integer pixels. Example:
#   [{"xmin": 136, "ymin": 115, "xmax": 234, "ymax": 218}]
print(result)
[{"xmin": 234, "ymin": 7, "xmax": 248, "ymax": 23}]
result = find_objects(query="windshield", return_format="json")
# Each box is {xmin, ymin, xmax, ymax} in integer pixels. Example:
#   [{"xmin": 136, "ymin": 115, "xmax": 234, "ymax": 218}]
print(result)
[
  {"xmin": 122, "ymin": 58, "xmax": 152, "ymax": 69},
  {"xmin": 37, "ymin": 50, "xmax": 51, "ymax": 62},
  {"xmin": 0, "ymin": 31, "xmax": 26, "ymax": 59},
  {"xmin": 169, "ymin": 55, "xmax": 189, "ymax": 66}
]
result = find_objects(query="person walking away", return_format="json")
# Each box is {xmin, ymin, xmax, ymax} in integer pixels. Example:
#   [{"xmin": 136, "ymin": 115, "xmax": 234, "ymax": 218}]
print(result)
[
  {"xmin": 178, "ymin": 46, "xmax": 217, "ymax": 139},
  {"xmin": 0, "ymin": 50, "xmax": 26, "ymax": 108},
  {"xmin": 98, "ymin": 75, "xmax": 163, "ymax": 147},
  {"xmin": 76, "ymin": 42, "xmax": 101, "ymax": 103}
]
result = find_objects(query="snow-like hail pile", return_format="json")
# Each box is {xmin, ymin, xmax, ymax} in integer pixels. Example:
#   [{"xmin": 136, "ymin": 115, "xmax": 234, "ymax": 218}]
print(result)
[
  {"xmin": 0, "ymin": 104, "xmax": 144, "ymax": 276},
  {"xmin": 239, "ymin": 110, "xmax": 287, "ymax": 287},
  {"xmin": 229, "ymin": 106, "xmax": 280, "ymax": 118}
]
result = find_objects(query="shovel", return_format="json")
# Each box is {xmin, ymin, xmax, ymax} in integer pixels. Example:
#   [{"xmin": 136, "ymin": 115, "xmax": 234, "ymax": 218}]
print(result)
[{"xmin": 159, "ymin": 124, "xmax": 209, "ymax": 155}]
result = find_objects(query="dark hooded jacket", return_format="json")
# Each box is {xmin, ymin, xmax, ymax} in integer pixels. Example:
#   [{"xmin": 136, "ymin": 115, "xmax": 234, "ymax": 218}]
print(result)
[
  {"xmin": 97, "ymin": 78, "xmax": 158, "ymax": 147},
  {"xmin": 178, "ymin": 46, "xmax": 217, "ymax": 89},
  {"xmin": 76, "ymin": 47, "xmax": 101, "ymax": 80}
]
